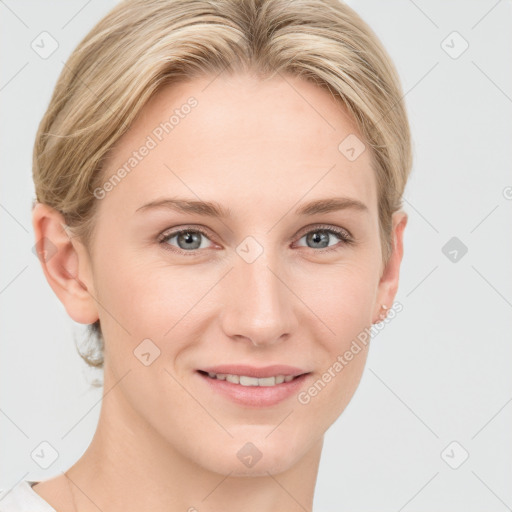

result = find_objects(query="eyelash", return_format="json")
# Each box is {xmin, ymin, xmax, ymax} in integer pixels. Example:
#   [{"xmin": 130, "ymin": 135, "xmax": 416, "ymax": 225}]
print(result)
[{"xmin": 157, "ymin": 224, "xmax": 354, "ymax": 256}]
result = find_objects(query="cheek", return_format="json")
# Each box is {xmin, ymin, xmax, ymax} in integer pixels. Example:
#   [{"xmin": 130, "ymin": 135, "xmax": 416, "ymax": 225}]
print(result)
[
  {"xmin": 90, "ymin": 244, "xmax": 171, "ymax": 359},
  {"xmin": 296, "ymin": 268, "xmax": 373, "ymax": 410},
  {"xmin": 295, "ymin": 263, "xmax": 375, "ymax": 410},
  {"xmin": 300, "ymin": 259, "xmax": 377, "ymax": 334},
  {"xmin": 93, "ymin": 240, "xmax": 176, "ymax": 325},
  {"xmin": 94, "ymin": 251, "xmax": 217, "ymax": 368}
]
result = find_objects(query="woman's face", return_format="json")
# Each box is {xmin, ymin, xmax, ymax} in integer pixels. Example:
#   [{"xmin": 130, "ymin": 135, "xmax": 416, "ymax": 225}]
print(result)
[{"xmin": 54, "ymin": 72, "xmax": 406, "ymax": 476}]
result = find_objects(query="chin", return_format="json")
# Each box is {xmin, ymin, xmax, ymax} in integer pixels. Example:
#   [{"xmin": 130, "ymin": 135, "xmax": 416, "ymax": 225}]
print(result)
[
  {"xmin": 193, "ymin": 435, "xmax": 307, "ymax": 477},
  {"xmin": 207, "ymin": 454, "xmax": 298, "ymax": 478}
]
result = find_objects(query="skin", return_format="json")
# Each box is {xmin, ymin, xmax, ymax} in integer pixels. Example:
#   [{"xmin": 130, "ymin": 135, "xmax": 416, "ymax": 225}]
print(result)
[{"xmin": 31, "ymin": 71, "xmax": 407, "ymax": 512}]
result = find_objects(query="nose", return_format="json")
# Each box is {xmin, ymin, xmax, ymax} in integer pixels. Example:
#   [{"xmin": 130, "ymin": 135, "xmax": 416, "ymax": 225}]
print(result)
[{"xmin": 220, "ymin": 252, "xmax": 298, "ymax": 347}]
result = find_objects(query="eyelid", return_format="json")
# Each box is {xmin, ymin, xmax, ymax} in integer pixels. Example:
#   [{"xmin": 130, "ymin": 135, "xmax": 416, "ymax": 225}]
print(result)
[
  {"xmin": 294, "ymin": 223, "xmax": 353, "ymax": 242},
  {"xmin": 157, "ymin": 225, "xmax": 213, "ymax": 243}
]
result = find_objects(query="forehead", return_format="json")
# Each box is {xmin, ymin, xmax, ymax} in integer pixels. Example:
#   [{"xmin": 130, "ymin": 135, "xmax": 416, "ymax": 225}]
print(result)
[{"xmin": 99, "ymin": 72, "xmax": 377, "ymax": 220}]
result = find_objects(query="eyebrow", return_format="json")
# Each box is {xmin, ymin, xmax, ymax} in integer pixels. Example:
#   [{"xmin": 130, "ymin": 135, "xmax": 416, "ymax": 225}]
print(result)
[
  {"xmin": 135, "ymin": 197, "xmax": 231, "ymax": 217},
  {"xmin": 135, "ymin": 196, "xmax": 369, "ymax": 217},
  {"xmin": 295, "ymin": 197, "xmax": 369, "ymax": 216}
]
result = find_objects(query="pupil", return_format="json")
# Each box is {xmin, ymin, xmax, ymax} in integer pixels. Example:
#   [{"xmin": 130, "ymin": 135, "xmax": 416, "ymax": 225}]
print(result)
[
  {"xmin": 308, "ymin": 230, "xmax": 329, "ymax": 248},
  {"xmin": 178, "ymin": 231, "xmax": 201, "ymax": 249}
]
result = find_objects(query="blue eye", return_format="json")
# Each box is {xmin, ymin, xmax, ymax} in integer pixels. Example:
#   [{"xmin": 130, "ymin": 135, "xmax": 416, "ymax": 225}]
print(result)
[
  {"xmin": 159, "ymin": 228, "xmax": 213, "ymax": 253},
  {"xmin": 295, "ymin": 227, "xmax": 353, "ymax": 251},
  {"xmin": 158, "ymin": 225, "xmax": 354, "ymax": 255}
]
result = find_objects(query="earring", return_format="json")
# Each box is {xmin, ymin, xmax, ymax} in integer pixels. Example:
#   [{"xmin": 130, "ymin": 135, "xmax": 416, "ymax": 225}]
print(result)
[{"xmin": 378, "ymin": 304, "xmax": 388, "ymax": 321}]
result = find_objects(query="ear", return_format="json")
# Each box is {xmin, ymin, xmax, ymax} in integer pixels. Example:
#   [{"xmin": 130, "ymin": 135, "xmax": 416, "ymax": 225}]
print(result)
[
  {"xmin": 372, "ymin": 211, "xmax": 408, "ymax": 323},
  {"xmin": 31, "ymin": 202, "xmax": 99, "ymax": 325}
]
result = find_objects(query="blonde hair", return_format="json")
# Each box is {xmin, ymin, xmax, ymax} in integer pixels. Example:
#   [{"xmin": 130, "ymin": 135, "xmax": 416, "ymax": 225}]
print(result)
[{"xmin": 32, "ymin": 0, "xmax": 413, "ymax": 369}]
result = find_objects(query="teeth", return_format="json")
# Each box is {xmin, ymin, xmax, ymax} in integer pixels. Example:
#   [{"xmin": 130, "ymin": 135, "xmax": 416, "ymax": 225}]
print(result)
[
  {"xmin": 205, "ymin": 372, "xmax": 299, "ymax": 387},
  {"xmin": 226, "ymin": 374, "xmax": 240, "ymax": 384},
  {"xmin": 256, "ymin": 377, "xmax": 275, "ymax": 386},
  {"xmin": 239, "ymin": 375, "xmax": 259, "ymax": 386}
]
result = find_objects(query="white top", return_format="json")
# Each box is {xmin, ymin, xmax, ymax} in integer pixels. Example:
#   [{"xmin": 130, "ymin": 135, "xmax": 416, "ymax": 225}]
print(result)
[{"xmin": 0, "ymin": 480, "xmax": 56, "ymax": 512}]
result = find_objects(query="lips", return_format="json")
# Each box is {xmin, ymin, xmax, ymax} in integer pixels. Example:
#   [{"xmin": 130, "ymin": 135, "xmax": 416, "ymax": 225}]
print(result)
[{"xmin": 195, "ymin": 364, "xmax": 312, "ymax": 406}]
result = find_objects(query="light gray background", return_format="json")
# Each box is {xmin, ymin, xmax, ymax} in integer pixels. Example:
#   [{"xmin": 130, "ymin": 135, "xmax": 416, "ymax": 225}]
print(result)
[{"xmin": 1, "ymin": 1, "xmax": 511, "ymax": 511}]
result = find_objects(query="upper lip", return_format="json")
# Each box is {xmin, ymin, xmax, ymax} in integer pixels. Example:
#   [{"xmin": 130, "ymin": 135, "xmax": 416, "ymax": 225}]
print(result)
[{"xmin": 198, "ymin": 364, "xmax": 309, "ymax": 378}]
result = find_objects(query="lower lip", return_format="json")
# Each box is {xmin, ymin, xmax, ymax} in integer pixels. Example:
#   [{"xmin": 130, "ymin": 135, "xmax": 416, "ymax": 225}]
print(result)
[{"xmin": 196, "ymin": 371, "xmax": 311, "ymax": 407}]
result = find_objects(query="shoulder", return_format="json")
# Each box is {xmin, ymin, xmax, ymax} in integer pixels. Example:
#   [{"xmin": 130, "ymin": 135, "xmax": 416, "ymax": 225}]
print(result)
[{"xmin": 0, "ymin": 480, "xmax": 57, "ymax": 512}]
